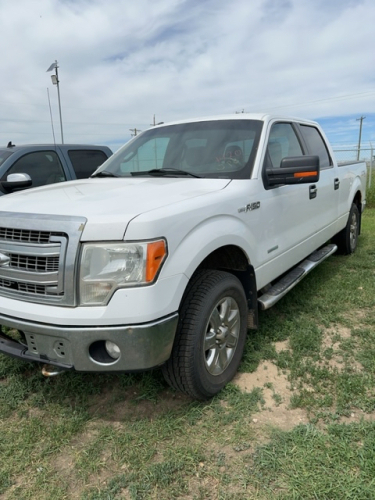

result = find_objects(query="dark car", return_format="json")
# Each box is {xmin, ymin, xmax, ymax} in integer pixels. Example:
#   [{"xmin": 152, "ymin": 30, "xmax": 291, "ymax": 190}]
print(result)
[{"xmin": 0, "ymin": 143, "xmax": 112, "ymax": 195}]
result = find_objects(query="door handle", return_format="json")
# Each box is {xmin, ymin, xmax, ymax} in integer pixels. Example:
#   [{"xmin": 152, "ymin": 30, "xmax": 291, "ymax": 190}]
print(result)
[
  {"xmin": 334, "ymin": 178, "xmax": 340, "ymax": 190},
  {"xmin": 309, "ymin": 185, "xmax": 317, "ymax": 199}
]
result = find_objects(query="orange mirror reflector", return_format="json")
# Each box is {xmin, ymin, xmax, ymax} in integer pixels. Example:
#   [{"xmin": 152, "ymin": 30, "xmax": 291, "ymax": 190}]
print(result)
[{"xmin": 294, "ymin": 171, "xmax": 318, "ymax": 178}]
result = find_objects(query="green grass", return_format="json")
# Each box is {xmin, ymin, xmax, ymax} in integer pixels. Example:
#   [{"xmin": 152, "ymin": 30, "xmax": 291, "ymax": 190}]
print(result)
[
  {"xmin": 1, "ymin": 211, "xmax": 375, "ymax": 499},
  {"xmin": 366, "ymin": 178, "xmax": 375, "ymax": 208},
  {"xmin": 251, "ymin": 422, "xmax": 375, "ymax": 499}
]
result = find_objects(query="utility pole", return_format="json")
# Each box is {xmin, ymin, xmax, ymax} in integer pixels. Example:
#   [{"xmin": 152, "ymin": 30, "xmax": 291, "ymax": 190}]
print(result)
[
  {"xmin": 356, "ymin": 116, "xmax": 366, "ymax": 161},
  {"xmin": 129, "ymin": 128, "xmax": 141, "ymax": 136},
  {"xmin": 150, "ymin": 115, "xmax": 164, "ymax": 126}
]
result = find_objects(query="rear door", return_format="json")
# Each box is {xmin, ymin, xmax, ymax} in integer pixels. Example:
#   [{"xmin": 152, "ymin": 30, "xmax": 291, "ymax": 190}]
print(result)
[{"xmin": 297, "ymin": 123, "xmax": 338, "ymax": 235}]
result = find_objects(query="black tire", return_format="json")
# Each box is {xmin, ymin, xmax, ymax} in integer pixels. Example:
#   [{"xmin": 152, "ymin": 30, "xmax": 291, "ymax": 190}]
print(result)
[
  {"xmin": 162, "ymin": 270, "xmax": 248, "ymax": 400},
  {"xmin": 332, "ymin": 203, "xmax": 360, "ymax": 255}
]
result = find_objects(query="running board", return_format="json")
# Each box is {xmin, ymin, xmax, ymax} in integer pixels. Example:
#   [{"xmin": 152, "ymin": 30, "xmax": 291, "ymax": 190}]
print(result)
[{"xmin": 258, "ymin": 244, "xmax": 337, "ymax": 311}]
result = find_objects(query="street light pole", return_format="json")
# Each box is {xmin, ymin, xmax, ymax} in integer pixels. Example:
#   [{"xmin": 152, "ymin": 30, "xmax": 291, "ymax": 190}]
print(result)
[{"xmin": 47, "ymin": 60, "xmax": 64, "ymax": 144}]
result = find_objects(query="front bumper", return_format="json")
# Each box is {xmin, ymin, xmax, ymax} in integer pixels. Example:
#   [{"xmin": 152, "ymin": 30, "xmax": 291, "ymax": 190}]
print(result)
[{"xmin": 0, "ymin": 313, "xmax": 178, "ymax": 372}]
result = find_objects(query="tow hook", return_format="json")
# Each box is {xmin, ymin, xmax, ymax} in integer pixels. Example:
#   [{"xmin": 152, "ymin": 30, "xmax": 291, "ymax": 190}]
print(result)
[{"xmin": 42, "ymin": 364, "xmax": 65, "ymax": 377}]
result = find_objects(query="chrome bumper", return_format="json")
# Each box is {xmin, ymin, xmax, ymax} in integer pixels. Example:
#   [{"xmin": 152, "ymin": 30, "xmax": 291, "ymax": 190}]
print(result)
[{"xmin": 0, "ymin": 313, "xmax": 178, "ymax": 372}]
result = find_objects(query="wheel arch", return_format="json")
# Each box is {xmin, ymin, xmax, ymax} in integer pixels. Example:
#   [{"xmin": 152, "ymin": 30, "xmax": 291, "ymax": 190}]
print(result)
[
  {"xmin": 159, "ymin": 215, "xmax": 259, "ymax": 328},
  {"xmin": 185, "ymin": 244, "xmax": 258, "ymax": 329}
]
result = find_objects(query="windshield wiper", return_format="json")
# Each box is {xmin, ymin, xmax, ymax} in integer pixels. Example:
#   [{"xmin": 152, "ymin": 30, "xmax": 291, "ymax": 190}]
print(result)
[
  {"xmin": 130, "ymin": 168, "xmax": 201, "ymax": 178},
  {"xmin": 91, "ymin": 171, "xmax": 118, "ymax": 178}
]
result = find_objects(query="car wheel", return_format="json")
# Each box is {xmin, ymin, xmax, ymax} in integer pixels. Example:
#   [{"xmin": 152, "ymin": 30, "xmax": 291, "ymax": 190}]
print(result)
[
  {"xmin": 162, "ymin": 270, "xmax": 248, "ymax": 400},
  {"xmin": 333, "ymin": 203, "xmax": 360, "ymax": 255}
]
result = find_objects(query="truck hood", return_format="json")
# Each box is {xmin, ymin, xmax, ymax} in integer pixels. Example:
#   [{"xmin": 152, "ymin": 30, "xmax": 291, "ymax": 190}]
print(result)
[{"xmin": 0, "ymin": 177, "xmax": 230, "ymax": 240}]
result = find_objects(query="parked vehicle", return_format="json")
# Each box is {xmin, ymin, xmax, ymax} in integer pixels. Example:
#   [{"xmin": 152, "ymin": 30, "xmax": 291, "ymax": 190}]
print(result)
[
  {"xmin": 0, "ymin": 115, "xmax": 366, "ymax": 399},
  {"xmin": 0, "ymin": 143, "xmax": 112, "ymax": 194}
]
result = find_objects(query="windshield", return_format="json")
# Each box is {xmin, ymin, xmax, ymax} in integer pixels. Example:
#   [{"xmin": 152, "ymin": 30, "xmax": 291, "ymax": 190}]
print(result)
[
  {"xmin": 0, "ymin": 150, "xmax": 14, "ymax": 167},
  {"xmin": 94, "ymin": 119, "xmax": 263, "ymax": 179}
]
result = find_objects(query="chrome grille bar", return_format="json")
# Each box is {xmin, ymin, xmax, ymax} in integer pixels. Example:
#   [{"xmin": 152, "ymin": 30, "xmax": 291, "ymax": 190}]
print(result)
[
  {"xmin": 0, "ymin": 227, "xmax": 51, "ymax": 244},
  {"xmin": 9, "ymin": 254, "xmax": 59, "ymax": 272}
]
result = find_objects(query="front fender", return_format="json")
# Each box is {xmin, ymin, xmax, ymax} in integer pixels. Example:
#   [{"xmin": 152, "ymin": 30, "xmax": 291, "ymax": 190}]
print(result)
[{"xmin": 162, "ymin": 214, "xmax": 255, "ymax": 280}]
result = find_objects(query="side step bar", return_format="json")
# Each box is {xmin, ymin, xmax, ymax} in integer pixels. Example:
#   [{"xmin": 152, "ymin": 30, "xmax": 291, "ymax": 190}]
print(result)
[{"xmin": 258, "ymin": 244, "xmax": 337, "ymax": 311}]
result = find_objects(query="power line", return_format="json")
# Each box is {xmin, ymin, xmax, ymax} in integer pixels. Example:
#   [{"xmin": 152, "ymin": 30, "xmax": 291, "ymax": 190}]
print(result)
[
  {"xmin": 249, "ymin": 90, "xmax": 375, "ymax": 112},
  {"xmin": 2, "ymin": 88, "xmax": 375, "ymax": 113}
]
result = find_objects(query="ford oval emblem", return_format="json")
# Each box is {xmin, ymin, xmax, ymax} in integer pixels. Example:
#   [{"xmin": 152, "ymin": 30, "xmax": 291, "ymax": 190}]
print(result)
[{"xmin": 0, "ymin": 252, "xmax": 10, "ymax": 266}]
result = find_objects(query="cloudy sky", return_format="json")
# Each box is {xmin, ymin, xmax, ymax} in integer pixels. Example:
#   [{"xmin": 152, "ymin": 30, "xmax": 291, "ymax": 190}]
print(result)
[{"xmin": 1, "ymin": 0, "xmax": 374, "ymax": 154}]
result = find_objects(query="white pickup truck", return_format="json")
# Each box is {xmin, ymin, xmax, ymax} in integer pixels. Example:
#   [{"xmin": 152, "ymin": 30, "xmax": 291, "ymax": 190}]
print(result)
[{"xmin": 0, "ymin": 114, "xmax": 367, "ymax": 399}]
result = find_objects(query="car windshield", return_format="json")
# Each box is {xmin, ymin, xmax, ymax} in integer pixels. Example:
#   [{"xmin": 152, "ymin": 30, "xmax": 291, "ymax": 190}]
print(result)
[
  {"xmin": 94, "ymin": 120, "xmax": 263, "ymax": 179},
  {"xmin": 0, "ymin": 150, "xmax": 14, "ymax": 167}
]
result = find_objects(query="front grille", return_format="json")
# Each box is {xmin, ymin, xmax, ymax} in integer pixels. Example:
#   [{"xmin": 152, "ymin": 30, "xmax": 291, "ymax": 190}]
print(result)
[
  {"xmin": 0, "ymin": 227, "xmax": 51, "ymax": 244},
  {"xmin": 0, "ymin": 213, "xmax": 87, "ymax": 306},
  {"xmin": 9, "ymin": 254, "xmax": 59, "ymax": 272},
  {"xmin": 0, "ymin": 278, "xmax": 49, "ymax": 296}
]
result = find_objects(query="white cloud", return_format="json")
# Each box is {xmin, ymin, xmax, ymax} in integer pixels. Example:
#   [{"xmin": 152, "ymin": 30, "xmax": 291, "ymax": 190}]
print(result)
[{"xmin": 1, "ymin": 0, "xmax": 374, "ymax": 151}]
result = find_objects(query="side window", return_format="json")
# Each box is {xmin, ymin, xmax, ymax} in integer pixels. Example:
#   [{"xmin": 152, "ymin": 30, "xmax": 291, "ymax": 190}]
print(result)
[
  {"xmin": 299, "ymin": 125, "xmax": 332, "ymax": 169},
  {"xmin": 3, "ymin": 151, "xmax": 66, "ymax": 187},
  {"xmin": 68, "ymin": 150, "xmax": 108, "ymax": 179},
  {"xmin": 266, "ymin": 123, "xmax": 304, "ymax": 169},
  {"xmin": 119, "ymin": 138, "xmax": 170, "ymax": 173}
]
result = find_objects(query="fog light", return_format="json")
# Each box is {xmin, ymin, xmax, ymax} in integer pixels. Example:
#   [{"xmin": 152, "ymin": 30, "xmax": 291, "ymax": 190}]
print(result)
[{"xmin": 105, "ymin": 341, "xmax": 121, "ymax": 360}]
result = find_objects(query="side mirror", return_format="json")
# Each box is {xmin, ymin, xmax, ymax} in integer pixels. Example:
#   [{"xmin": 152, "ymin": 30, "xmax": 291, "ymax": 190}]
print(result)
[
  {"xmin": 266, "ymin": 155, "xmax": 320, "ymax": 186},
  {"xmin": 1, "ymin": 173, "xmax": 32, "ymax": 193}
]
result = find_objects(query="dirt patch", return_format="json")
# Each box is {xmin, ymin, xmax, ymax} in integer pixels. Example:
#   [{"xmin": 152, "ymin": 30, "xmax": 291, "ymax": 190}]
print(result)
[
  {"xmin": 274, "ymin": 340, "xmax": 289, "ymax": 353},
  {"xmin": 234, "ymin": 361, "xmax": 290, "ymax": 404},
  {"xmin": 322, "ymin": 325, "xmax": 352, "ymax": 348},
  {"xmin": 233, "ymin": 353, "xmax": 309, "ymax": 431}
]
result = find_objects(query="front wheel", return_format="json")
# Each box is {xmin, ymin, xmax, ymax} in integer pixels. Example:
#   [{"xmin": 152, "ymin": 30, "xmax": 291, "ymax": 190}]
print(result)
[
  {"xmin": 332, "ymin": 203, "xmax": 360, "ymax": 254},
  {"xmin": 162, "ymin": 270, "xmax": 248, "ymax": 400}
]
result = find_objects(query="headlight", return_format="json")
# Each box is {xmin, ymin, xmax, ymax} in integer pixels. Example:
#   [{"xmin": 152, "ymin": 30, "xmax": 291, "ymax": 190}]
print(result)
[{"xmin": 79, "ymin": 240, "xmax": 167, "ymax": 305}]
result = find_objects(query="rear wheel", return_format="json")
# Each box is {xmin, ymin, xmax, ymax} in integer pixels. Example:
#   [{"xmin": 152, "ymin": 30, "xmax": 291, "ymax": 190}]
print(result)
[
  {"xmin": 162, "ymin": 270, "xmax": 248, "ymax": 400},
  {"xmin": 332, "ymin": 203, "xmax": 359, "ymax": 254}
]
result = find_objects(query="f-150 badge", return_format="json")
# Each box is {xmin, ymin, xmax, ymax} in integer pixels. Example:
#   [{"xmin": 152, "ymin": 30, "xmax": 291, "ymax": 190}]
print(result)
[{"xmin": 238, "ymin": 201, "xmax": 260, "ymax": 213}]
